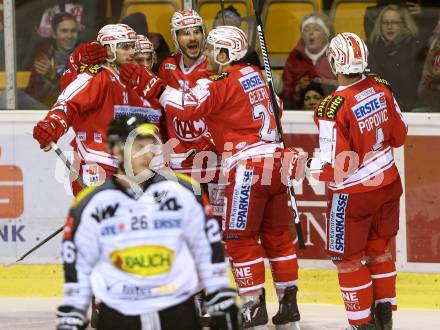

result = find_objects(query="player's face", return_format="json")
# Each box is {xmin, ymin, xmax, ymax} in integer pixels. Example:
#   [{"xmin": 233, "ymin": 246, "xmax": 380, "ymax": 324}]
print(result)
[
  {"xmin": 203, "ymin": 44, "xmax": 220, "ymax": 72},
  {"xmin": 54, "ymin": 19, "xmax": 78, "ymax": 52},
  {"xmin": 303, "ymin": 90, "xmax": 323, "ymax": 111},
  {"xmin": 123, "ymin": 137, "xmax": 160, "ymax": 180},
  {"xmin": 176, "ymin": 27, "xmax": 204, "ymax": 60},
  {"xmin": 381, "ymin": 10, "xmax": 403, "ymax": 42},
  {"xmin": 302, "ymin": 23, "xmax": 328, "ymax": 54},
  {"xmin": 115, "ymin": 42, "xmax": 136, "ymax": 66},
  {"xmin": 134, "ymin": 52, "xmax": 153, "ymax": 68}
]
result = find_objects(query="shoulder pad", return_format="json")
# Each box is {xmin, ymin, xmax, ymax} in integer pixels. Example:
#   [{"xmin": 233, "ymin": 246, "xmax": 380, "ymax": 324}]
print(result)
[
  {"xmin": 325, "ymin": 95, "xmax": 345, "ymax": 120},
  {"xmin": 209, "ymin": 72, "xmax": 229, "ymax": 81},
  {"xmin": 316, "ymin": 95, "xmax": 332, "ymax": 118},
  {"xmin": 367, "ymin": 73, "xmax": 391, "ymax": 89},
  {"xmin": 71, "ymin": 185, "xmax": 98, "ymax": 209},
  {"xmin": 175, "ymin": 172, "xmax": 201, "ymax": 190},
  {"xmin": 79, "ymin": 64, "xmax": 103, "ymax": 75}
]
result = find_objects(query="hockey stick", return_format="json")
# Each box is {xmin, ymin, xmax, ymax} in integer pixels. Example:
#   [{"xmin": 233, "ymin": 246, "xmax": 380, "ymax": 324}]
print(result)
[
  {"xmin": 251, "ymin": 0, "xmax": 305, "ymax": 249},
  {"xmin": 5, "ymin": 143, "xmax": 85, "ymax": 266},
  {"xmin": 220, "ymin": 0, "xmax": 226, "ymax": 25},
  {"xmin": 50, "ymin": 141, "xmax": 86, "ymax": 189}
]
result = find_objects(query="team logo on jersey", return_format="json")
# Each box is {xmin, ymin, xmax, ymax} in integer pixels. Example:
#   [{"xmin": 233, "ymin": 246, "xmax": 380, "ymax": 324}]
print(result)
[
  {"xmin": 328, "ymin": 193, "xmax": 348, "ymax": 253},
  {"xmin": 229, "ymin": 166, "xmax": 253, "ymax": 230},
  {"xmin": 164, "ymin": 63, "xmax": 176, "ymax": 70},
  {"xmin": 352, "ymin": 92, "xmax": 386, "ymax": 120},
  {"xmin": 325, "ymin": 95, "xmax": 345, "ymax": 120},
  {"xmin": 239, "ymin": 72, "xmax": 265, "ymax": 93},
  {"xmin": 111, "ymin": 245, "xmax": 174, "ymax": 277},
  {"xmin": 172, "ymin": 118, "xmax": 207, "ymax": 141}
]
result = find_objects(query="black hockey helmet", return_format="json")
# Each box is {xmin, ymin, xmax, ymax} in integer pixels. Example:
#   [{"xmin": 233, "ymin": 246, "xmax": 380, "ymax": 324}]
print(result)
[{"xmin": 107, "ymin": 115, "xmax": 159, "ymax": 150}]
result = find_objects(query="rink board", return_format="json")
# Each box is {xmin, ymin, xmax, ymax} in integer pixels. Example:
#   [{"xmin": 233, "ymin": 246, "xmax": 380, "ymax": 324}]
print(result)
[{"xmin": 0, "ymin": 111, "xmax": 439, "ymax": 273}]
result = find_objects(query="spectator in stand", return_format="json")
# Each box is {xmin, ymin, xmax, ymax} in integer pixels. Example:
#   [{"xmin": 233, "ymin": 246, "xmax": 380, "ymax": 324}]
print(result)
[
  {"xmin": 417, "ymin": 35, "xmax": 440, "ymax": 112},
  {"xmin": 299, "ymin": 82, "xmax": 324, "ymax": 111},
  {"xmin": 25, "ymin": 12, "xmax": 79, "ymax": 108},
  {"xmin": 364, "ymin": 1, "xmax": 440, "ymax": 42},
  {"xmin": 121, "ymin": 12, "xmax": 170, "ymax": 71},
  {"xmin": 282, "ymin": 12, "xmax": 337, "ymax": 109},
  {"xmin": 367, "ymin": 4, "xmax": 424, "ymax": 111}
]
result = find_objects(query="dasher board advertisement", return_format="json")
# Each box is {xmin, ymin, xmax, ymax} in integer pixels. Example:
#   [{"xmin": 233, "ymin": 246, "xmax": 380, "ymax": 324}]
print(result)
[{"xmin": 0, "ymin": 111, "xmax": 439, "ymax": 273}]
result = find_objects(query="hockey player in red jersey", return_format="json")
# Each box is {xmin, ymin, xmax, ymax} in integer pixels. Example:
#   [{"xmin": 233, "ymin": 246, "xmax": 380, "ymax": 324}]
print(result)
[
  {"xmin": 306, "ymin": 32, "xmax": 407, "ymax": 330},
  {"xmin": 157, "ymin": 11, "xmax": 218, "ymax": 171},
  {"xmin": 159, "ymin": 25, "xmax": 302, "ymax": 330},
  {"xmin": 33, "ymin": 24, "xmax": 163, "ymax": 196}
]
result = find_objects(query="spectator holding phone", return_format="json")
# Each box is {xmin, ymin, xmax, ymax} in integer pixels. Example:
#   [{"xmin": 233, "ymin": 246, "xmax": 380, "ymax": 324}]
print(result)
[{"xmin": 367, "ymin": 4, "xmax": 424, "ymax": 111}]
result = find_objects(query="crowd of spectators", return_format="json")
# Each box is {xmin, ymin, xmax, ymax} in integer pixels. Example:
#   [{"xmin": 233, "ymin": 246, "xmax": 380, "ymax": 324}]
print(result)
[{"xmin": 1, "ymin": 0, "xmax": 440, "ymax": 111}]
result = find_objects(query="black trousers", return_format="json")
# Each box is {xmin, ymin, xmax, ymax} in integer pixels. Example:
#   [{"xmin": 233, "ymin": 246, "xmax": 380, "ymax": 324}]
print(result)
[{"xmin": 97, "ymin": 295, "xmax": 201, "ymax": 330}]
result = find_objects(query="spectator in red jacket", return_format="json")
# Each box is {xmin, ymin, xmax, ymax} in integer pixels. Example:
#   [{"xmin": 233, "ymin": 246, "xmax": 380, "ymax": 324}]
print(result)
[{"xmin": 282, "ymin": 12, "xmax": 337, "ymax": 109}]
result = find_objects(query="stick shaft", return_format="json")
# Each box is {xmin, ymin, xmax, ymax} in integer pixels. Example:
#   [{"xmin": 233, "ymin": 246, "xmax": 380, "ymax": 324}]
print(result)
[
  {"xmin": 15, "ymin": 226, "xmax": 63, "ymax": 262},
  {"xmin": 251, "ymin": 0, "xmax": 305, "ymax": 249},
  {"xmin": 50, "ymin": 142, "xmax": 86, "ymax": 188}
]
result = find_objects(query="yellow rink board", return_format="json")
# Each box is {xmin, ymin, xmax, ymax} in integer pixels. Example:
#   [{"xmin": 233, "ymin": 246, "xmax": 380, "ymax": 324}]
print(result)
[{"xmin": 0, "ymin": 265, "xmax": 439, "ymax": 309}]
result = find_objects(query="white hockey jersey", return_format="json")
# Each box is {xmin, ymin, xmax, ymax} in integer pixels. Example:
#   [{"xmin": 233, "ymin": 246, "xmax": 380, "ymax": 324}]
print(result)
[{"xmin": 61, "ymin": 171, "xmax": 229, "ymax": 315}]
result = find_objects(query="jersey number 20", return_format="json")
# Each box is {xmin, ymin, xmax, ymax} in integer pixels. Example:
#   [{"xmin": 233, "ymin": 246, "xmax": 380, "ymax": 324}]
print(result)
[{"xmin": 252, "ymin": 103, "xmax": 276, "ymax": 141}]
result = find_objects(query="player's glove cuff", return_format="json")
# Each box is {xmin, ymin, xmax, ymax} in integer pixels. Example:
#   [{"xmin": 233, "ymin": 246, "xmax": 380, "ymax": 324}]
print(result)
[{"xmin": 56, "ymin": 305, "xmax": 88, "ymax": 330}]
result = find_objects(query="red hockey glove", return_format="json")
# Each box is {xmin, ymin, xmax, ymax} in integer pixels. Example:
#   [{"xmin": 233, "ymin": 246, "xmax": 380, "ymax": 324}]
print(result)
[
  {"xmin": 120, "ymin": 63, "xmax": 164, "ymax": 99},
  {"xmin": 278, "ymin": 147, "xmax": 307, "ymax": 181},
  {"xmin": 68, "ymin": 42, "xmax": 107, "ymax": 71},
  {"xmin": 181, "ymin": 132, "xmax": 218, "ymax": 168},
  {"xmin": 33, "ymin": 111, "xmax": 69, "ymax": 150}
]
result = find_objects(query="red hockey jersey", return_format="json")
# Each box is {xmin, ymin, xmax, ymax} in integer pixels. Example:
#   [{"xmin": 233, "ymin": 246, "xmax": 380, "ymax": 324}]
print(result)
[
  {"xmin": 52, "ymin": 65, "xmax": 162, "ymax": 168},
  {"xmin": 160, "ymin": 63, "xmax": 282, "ymax": 170},
  {"xmin": 309, "ymin": 74, "xmax": 407, "ymax": 193},
  {"xmin": 158, "ymin": 53, "xmax": 221, "ymax": 174}
]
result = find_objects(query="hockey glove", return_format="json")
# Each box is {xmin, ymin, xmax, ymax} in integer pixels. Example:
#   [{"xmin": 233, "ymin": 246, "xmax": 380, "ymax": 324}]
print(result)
[
  {"xmin": 33, "ymin": 111, "xmax": 69, "ymax": 150},
  {"xmin": 181, "ymin": 132, "xmax": 218, "ymax": 168},
  {"xmin": 120, "ymin": 63, "xmax": 164, "ymax": 100},
  {"xmin": 68, "ymin": 42, "xmax": 107, "ymax": 71},
  {"xmin": 278, "ymin": 147, "xmax": 308, "ymax": 181},
  {"xmin": 56, "ymin": 305, "xmax": 88, "ymax": 330},
  {"xmin": 206, "ymin": 288, "xmax": 240, "ymax": 330}
]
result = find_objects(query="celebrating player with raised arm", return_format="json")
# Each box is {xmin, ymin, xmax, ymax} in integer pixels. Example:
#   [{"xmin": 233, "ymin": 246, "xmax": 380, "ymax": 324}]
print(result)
[
  {"xmin": 159, "ymin": 25, "xmax": 303, "ymax": 330},
  {"xmin": 306, "ymin": 32, "xmax": 407, "ymax": 330},
  {"xmin": 33, "ymin": 24, "xmax": 162, "ymax": 196}
]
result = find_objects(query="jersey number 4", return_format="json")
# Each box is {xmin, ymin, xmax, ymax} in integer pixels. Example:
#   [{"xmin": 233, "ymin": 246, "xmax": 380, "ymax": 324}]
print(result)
[{"xmin": 252, "ymin": 103, "xmax": 277, "ymax": 141}]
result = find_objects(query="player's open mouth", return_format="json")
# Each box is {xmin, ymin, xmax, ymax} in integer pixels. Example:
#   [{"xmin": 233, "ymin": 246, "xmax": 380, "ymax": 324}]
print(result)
[{"xmin": 188, "ymin": 44, "xmax": 199, "ymax": 50}]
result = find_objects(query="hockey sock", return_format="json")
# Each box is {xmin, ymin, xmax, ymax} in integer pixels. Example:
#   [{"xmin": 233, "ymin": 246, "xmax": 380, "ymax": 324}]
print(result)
[
  {"xmin": 367, "ymin": 260, "xmax": 397, "ymax": 310},
  {"xmin": 338, "ymin": 265, "xmax": 374, "ymax": 326}
]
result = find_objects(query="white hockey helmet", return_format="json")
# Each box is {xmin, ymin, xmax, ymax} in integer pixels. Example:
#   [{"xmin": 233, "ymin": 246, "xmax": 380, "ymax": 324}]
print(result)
[
  {"xmin": 327, "ymin": 32, "xmax": 368, "ymax": 75},
  {"xmin": 206, "ymin": 25, "xmax": 248, "ymax": 65},
  {"xmin": 97, "ymin": 24, "xmax": 137, "ymax": 62},
  {"xmin": 135, "ymin": 34, "xmax": 156, "ymax": 65},
  {"xmin": 170, "ymin": 10, "xmax": 205, "ymax": 51}
]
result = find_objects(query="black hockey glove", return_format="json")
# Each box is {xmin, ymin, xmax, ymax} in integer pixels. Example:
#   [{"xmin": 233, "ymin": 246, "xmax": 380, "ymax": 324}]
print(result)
[
  {"xmin": 206, "ymin": 288, "xmax": 240, "ymax": 330},
  {"xmin": 56, "ymin": 305, "xmax": 88, "ymax": 330}
]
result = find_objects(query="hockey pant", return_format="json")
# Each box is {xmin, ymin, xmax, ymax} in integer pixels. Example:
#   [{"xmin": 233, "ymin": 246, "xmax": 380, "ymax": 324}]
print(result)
[
  {"xmin": 223, "ymin": 160, "xmax": 299, "ymax": 295},
  {"xmin": 97, "ymin": 295, "xmax": 201, "ymax": 330},
  {"xmin": 326, "ymin": 179, "xmax": 402, "ymax": 325}
]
